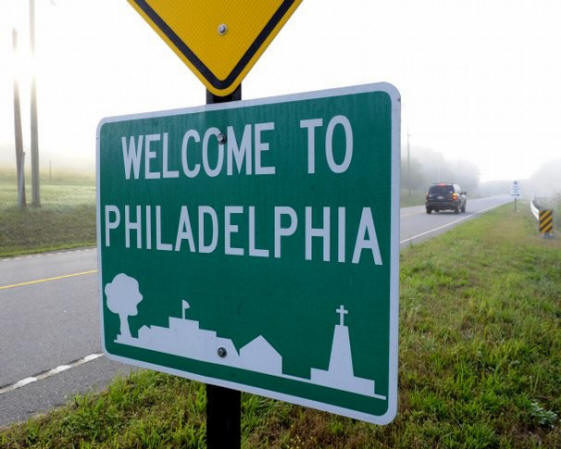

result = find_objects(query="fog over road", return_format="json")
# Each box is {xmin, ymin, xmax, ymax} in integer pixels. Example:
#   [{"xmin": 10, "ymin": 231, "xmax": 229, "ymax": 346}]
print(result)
[{"xmin": 0, "ymin": 195, "xmax": 511, "ymax": 427}]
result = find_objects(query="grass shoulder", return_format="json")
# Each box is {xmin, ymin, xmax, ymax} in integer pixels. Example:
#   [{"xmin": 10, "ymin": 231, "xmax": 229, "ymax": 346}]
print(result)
[
  {"xmin": 1, "ymin": 205, "xmax": 560, "ymax": 448},
  {"xmin": 0, "ymin": 180, "xmax": 96, "ymax": 257}
]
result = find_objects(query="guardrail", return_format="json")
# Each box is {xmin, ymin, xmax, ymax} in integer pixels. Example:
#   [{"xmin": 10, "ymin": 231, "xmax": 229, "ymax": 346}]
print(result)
[{"xmin": 531, "ymin": 199, "xmax": 554, "ymax": 237}]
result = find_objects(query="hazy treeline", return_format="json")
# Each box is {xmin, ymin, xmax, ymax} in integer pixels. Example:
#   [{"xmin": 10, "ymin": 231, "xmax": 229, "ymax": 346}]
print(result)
[
  {"xmin": 481, "ymin": 159, "xmax": 561, "ymax": 201},
  {"xmin": 401, "ymin": 147, "xmax": 480, "ymax": 194},
  {"xmin": 477, "ymin": 180, "xmax": 513, "ymax": 197},
  {"xmin": 527, "ymin": 159, "xmax": 561, "ymax": 230},
  {"xmin": 527, "ymin": 159, "xmax": 561, "ymax": 198}
]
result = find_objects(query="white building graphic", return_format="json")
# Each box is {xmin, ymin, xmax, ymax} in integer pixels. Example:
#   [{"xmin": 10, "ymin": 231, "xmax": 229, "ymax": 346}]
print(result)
[
  {"xmin": 310, "ymin": 306, "xmax": 379, "ymax": 397},
  {"xmin": 105, "ymin": 273, "xmax": 385, "ymax": 399}
]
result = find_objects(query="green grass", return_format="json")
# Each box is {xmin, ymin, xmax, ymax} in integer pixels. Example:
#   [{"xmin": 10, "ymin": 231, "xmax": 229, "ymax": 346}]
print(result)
[
  {"xmin": 1, "ymin": 205, "xmax": 560, "ymax": 448},
  {"xmin": 0, "ymin": 178, "xmax": 96, "ymax": 257}
]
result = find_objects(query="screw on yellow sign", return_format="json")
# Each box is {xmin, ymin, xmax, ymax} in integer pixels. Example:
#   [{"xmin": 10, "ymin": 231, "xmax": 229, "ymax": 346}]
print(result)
[{"xmin": 128, "ymin": 0, "xmax": 303, "ymax": 96}]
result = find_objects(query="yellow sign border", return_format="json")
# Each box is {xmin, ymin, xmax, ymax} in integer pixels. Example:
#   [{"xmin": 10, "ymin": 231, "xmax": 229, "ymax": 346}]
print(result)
[{"xmin": 128, "ymin": 0, "xmax": 303, "ymax": 96}]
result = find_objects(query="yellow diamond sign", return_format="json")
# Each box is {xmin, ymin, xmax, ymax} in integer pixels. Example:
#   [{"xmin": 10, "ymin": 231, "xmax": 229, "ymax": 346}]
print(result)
[{"xmin": 129, "ymin": 0, "xmax": 303, "ymax": 96}]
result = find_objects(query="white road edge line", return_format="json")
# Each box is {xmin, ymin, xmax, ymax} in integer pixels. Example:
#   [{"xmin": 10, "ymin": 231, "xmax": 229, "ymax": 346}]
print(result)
[
  {"xmin": 399, "ymin": 204, "xmax": 500, "ymax": 245},
  {"xmin": 0, "ymin": 353, "xmax": 103, "ymax": 396}
]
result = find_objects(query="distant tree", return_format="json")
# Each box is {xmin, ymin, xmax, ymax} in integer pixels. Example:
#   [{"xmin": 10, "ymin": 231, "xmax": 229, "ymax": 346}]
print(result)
[
  {"xmin": 413, "ymin": 148, "xmax": 451, "ymax": 186},
  {"xmin": 105, "ymin": 273, "xmax": 143, "ymax": 339},
  {"xmin": 400, "ymin": 157, "xmax": 426, "ymax": 192},
  {"xmin": 451, "ymin": 159, "xmax": 480, "ymax": 193},
  {"xmin": 529, "ymin": 159, "xmax": 561, "ymax": 197},
  {"xmin": 404, "ymin": 147, "xmax": 481, "ymax": 193}
]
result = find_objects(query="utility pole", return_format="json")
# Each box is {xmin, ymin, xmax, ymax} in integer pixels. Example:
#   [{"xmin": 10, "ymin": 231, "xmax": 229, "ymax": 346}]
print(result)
[
  {"xmin": 30, "ymin": 0, "xmax": 41, "ymax": 206},
  {"xmin": 12, "ymin": 29, "xmax": 26, "ymax": 209},
  {"xmin": 407, "ymin": 131, "xmax": 411, "ymax": 196}
]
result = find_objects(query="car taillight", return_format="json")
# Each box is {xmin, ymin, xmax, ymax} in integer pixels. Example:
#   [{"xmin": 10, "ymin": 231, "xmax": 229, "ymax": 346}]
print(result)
[
  {"xmin": 452, "ymin": 193, "xmax": 458, "ymax": 200},
  {"xmin": 426, "ymin": 192, "xmax": 429, "ymax": 200}
]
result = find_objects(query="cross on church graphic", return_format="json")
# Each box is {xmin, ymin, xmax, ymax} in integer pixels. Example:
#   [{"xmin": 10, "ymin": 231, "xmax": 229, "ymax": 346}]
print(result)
[{"xmin": 105, "ymin": 273, "xmax": 386, "ymax": 399}]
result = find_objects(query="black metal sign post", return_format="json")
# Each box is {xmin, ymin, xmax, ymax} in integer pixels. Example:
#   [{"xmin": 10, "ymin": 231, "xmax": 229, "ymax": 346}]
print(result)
[
  {"xmin": 205, "ymin": 85, "xmax": 242, "ymax": 449},
  {"xmin": 206, "ymin": 385, "xmax": 241, "ymax": 449}
]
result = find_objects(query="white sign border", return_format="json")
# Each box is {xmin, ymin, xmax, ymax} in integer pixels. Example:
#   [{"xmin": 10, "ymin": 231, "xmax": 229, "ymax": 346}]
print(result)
[{"xmin": 96, "ymin": 82, "xmax": 401, "ymax": 425}]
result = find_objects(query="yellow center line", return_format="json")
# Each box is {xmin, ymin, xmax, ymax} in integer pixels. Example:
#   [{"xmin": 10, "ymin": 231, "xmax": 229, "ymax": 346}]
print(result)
[{"xmin": 0, "ymin": 270, "xmax": 98, "ymax": 291}]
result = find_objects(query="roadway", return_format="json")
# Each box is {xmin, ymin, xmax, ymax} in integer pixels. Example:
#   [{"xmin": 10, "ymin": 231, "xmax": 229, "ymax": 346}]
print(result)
[
  {"xmin": 0, "ymin": 195, "xmax": 511, "ymax": 427},
  {"xmin": 400, "ymin": 195, "xmax": 511, "ymax": 247}
]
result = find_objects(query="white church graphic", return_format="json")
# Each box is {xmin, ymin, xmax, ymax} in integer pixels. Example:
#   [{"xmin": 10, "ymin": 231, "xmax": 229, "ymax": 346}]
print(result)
[{"xmin": 105, "ymin": 273, "xmax": 386, "ymax": 399}]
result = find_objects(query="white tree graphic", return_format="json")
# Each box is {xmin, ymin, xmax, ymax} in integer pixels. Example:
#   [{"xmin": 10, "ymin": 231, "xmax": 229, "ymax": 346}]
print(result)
[{"xmin": 105, "ymin": 273, "xmax": 143, "ymax": 339}]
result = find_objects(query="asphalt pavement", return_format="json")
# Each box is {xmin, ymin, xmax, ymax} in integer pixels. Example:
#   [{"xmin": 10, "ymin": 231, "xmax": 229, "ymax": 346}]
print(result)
[
  {"xmin": 0, "ymin": 195, "xmax": 511, "ymax": 427},
  {"xmin": 400, "ymin": 195, "xmax": 511, "ymax": 247}
]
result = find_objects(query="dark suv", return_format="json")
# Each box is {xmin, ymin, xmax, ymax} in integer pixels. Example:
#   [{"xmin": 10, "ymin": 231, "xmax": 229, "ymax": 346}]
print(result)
[{"xmin": 425, "ymin": 183, "xmax": 467, "ymax": 214}]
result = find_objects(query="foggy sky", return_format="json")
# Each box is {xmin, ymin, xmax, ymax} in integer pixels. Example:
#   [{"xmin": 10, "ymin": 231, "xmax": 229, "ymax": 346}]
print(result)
[{"xmin": 1, "ymin": 0, "xmax": 561, "ymax": 182}]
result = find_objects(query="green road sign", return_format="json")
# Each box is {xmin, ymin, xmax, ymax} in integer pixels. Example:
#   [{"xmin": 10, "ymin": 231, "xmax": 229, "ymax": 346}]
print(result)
[{"xmin": 97, "ymin": 83, "xmax": 400, "ymax": 424}]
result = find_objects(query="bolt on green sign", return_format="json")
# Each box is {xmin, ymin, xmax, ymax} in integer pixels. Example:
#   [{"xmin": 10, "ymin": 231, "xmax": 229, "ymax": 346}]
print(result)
[{"xmin": 97, "ymin": 83, "xmax": 400, "ymax": 424}]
